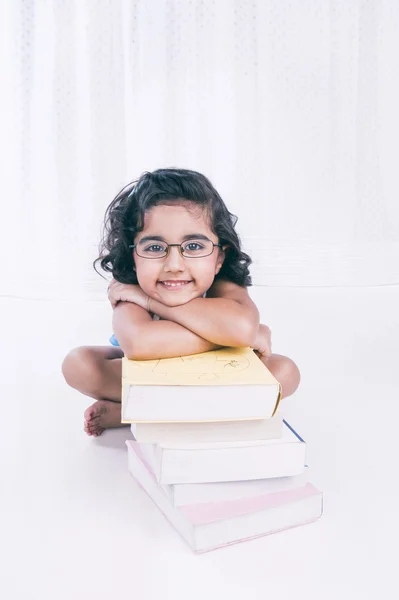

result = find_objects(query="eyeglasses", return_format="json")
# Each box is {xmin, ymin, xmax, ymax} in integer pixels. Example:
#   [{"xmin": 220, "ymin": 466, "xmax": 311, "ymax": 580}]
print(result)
[{"xmin": 129, "ymin": 238, "xmax": 223, "ymax": 259}]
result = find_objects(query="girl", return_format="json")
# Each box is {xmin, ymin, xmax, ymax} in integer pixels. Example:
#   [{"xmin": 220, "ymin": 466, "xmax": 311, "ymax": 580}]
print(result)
[{"xmin": 62, "ymin": 168, "xmax": 300, "ymax": 436}]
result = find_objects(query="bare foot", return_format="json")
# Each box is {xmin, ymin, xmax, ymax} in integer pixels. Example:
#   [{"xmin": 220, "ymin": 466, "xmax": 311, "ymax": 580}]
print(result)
[{"xmin": 84, "ymin": 400, "xmax": 127, "ymax": 437}]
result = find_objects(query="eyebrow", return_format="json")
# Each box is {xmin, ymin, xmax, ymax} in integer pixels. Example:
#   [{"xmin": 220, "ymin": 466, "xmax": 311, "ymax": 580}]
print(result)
[{"xmin": 137, "ymin": 233, "xmax": 212, "ymax": 245}]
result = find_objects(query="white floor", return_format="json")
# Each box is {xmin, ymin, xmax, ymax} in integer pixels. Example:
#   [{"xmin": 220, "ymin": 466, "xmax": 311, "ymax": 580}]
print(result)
[{"xmin": 1, "ymin": 286, "xmax": 399, "ymax": 600}]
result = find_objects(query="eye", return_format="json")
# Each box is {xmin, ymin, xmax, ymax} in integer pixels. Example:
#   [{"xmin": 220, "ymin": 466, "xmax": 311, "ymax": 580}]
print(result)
[
  {"xmin": 184, "ymin": 242, "xmax": 204, "ymax": 251},
  {"xmin": 144, "ymin": 243, "xmax": 167, "ymax": 253}
]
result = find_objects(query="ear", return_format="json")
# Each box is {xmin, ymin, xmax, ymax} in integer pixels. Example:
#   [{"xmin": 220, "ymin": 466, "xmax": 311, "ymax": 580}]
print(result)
[{"xmin": 215, "ymin": 245, "xmax": 227, "ymax": 275}]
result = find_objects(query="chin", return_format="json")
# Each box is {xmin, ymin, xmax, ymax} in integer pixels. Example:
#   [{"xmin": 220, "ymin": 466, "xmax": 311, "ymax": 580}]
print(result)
[
  {"xmin": 161, "ymin": 295, "xmax": 193, "ymax": 308},
  {"xmin": 159, "ymin": 288, "xmax": 205, "ymax": 307}
]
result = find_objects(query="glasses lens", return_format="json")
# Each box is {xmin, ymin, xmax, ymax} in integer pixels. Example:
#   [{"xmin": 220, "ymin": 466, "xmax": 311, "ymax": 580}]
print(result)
[
  {"xmin": 181, "ymin": 239, "xmax": 213, "ymax": 257},
  {"xmin": 136, "ymin": 241, "xmax": 168, "ymax": 258}
]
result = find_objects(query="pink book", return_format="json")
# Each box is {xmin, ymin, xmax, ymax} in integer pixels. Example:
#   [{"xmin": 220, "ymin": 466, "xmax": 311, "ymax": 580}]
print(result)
[{"xmin": 126, "ymin": 441, "xmax": 323, "ymax": 553}]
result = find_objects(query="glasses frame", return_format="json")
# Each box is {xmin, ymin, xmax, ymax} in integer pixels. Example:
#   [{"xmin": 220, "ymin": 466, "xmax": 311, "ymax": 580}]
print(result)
[{"xmin": 129, "ymin": 241, "xmax": 223, "ymax": 259}]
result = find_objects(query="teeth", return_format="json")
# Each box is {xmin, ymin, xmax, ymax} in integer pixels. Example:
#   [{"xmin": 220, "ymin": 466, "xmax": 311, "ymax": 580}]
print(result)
[{"xmin": 162, "ymin": 281, "xmax": 189, "ymax": 287}]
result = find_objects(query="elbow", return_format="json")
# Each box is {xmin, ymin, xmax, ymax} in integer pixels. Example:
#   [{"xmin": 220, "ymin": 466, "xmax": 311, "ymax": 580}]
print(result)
[
  {"xmin": 227, "ymin": 304, "xmax": 259, "ymax": 348},
  {"xmin": 125, "ymin": 339, "xmax": 155, "ymax": 361},
  {"xmin": 113, "ymin": 337, "xmax": 140, "ymax": 360},
  {"xmin": 125, "ymin": 348, "xmax": 139, "ymax": 361},
  {"xmin": 120, "ymin": 334, "xmax": 140, "ymax": 360},
  {"xmin": 233, "ymin": 321, "xmax": 259, "ymax": 348},
  {"xmin": 238, "ymin": 309, "xmax": 260, "ymax": 347},
  {"xmin": 125, "ymin": 344, "xmax": 148, "ymax": 361}
]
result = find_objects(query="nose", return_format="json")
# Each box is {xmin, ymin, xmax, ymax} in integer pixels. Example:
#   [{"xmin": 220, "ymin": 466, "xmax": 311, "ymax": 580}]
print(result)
[{"xmin": 163, "ymin": 246, "xmax": 186, "ymax": 273}]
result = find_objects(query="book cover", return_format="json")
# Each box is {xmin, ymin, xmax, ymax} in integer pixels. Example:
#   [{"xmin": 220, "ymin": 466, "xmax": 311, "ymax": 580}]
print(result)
[
  {"xmin": 137, "ymin": 420, "xmax": 306, "ymax": 484},
  {"xmin": 162, "ymin": 467, "xmax": 309, "ymax": 507},
  {"xmin": 122, "ymin": 346, "xmax": 281, "ymax": 386},
  {"xmin": 126, "ymin": 441, "xmax": 323, "ymax": 553},
  {"xmin": 122, "ymin": 347, "xmax": 282, "ymax": 423},
  {"xmin": 130, "ymin": 414, "xmax": 283, "ymax": 444}
]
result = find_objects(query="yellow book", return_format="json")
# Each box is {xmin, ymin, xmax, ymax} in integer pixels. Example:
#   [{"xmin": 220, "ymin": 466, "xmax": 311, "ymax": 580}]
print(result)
[{"xmin": 121, "ymin": 347, "xmax": 282, "ymax": 424}]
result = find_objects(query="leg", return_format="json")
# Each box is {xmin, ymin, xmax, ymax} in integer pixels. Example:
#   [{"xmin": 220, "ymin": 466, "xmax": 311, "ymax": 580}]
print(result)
[
  {"xmin": 259, "ymin": 353, "xmax": 301, "ymax": 400},
  {"xmin": 61, "ymin": 345, "xmax": 126, "ymax": 436}
]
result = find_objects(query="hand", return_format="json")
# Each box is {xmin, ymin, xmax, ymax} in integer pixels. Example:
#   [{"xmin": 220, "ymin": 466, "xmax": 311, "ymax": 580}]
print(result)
[
  {"xmin": 107, "ymin": 278, "xmax": 150, "ymax": 310},
  {"xmin": 251, "ymin": 324, "xmax": 272, "ymax": 359}
]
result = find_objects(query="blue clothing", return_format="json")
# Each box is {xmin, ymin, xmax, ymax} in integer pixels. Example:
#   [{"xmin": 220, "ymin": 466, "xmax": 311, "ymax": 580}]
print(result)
[{"xmin": 109, "ymin": 333, "xmax": 120, "ymax": 346}]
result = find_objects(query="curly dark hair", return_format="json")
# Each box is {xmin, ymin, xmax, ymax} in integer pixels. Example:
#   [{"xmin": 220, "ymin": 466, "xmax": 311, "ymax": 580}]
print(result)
[{"xmin": 93, "ymin": 168, "xmax": 252, "ymax": 287}]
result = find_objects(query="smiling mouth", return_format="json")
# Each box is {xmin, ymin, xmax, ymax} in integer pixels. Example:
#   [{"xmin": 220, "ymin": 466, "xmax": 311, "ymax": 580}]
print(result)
[{"xmin": 159, "ymin": 280, "xmax": 193, "ymax": 289}]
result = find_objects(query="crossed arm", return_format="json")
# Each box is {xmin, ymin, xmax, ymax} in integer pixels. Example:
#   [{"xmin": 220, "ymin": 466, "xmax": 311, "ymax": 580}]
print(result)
[{"xmin": 112, "ymin": 279, "xmax": 260, "ymax": 361}]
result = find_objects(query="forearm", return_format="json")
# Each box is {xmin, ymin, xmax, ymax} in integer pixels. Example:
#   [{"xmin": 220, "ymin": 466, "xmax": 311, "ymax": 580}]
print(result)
[
  {"xmin": 128, "ymin": 322, "xmax": 222, "ymax": 360},
  {"xmin": 148, "ymin": 296, "xmax": 259, "ymax": 347},
  {"xmin": 112, "ymin": 303, "xmax": 221, "ymax": 360}
]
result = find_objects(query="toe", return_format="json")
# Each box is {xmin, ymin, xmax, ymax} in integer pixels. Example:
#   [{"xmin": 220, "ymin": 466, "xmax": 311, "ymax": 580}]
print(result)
[
  {"xmin": 90, "ymin": 423, "xmax": 104, "ymax": 436},
  {"xmin": 87, "ymin": 421, "xmax": 97, "ymax": 433},
  {"xmin": 84, "ymin": 406, "xmax": 96, "ymax": 422},
  {"xmin": 84, "ymin": 421, "xmax": 93, "ymax": 436},
  {"xmin": 82, "ymin": 400, "xmax": 122, "ymax": 436},
  {"xmin": 87, "ymin": 418, "xmax": 101, "ymax": 433},
  {"xmin": 84, "ymin": 401, "xmax": 107, "ymax": 423}
]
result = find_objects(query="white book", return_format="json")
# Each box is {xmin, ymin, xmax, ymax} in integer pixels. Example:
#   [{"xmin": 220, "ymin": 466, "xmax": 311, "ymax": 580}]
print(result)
[
  {"xmin": 162, "ymin": 467, "xmax": 309, "ymax": 507},
  {"xmin": 136, "ymin": 420, "xmax": 306, "ymax": 484},
  {"xmin": 130, "ymin": 414, "xmax": 283, "ymax": 444},
  {"xmin": 126, "ymin": 441, "xmax": 322, "ymax": 553},
  {"xmin": 121, "ymin": 347, "xmax": 281, "ymax": 423}
]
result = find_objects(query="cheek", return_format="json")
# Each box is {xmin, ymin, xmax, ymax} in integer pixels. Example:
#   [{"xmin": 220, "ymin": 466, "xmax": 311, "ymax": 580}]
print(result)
[
  {"xmin": 192, "ymin": 258, "xmax": 220, "ymax": 281},
  {"xmin": 134, "ymin": 260, "xmax": 158, "ymax": 286}
]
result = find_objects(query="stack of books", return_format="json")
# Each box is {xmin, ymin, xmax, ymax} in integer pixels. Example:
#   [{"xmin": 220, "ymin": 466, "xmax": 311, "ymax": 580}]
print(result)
[{"xmin": 122, "ymin": 347, "xmax": 323, "ymax": 553}]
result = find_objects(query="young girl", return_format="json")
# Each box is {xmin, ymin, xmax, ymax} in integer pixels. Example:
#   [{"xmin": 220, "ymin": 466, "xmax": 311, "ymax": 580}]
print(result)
[{"xmin": 62, "ymin": 168, "xmax": 300, "ymax": 436}]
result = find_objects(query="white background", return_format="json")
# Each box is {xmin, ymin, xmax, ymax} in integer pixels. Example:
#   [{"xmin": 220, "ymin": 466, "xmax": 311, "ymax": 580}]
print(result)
[
  {"xmin": 1, "ymin": 1, "xmax": 398, "ymax": 599},
  {"xmin": 1, "ymin": 0, "xmax": 399, "ymax": 299}
]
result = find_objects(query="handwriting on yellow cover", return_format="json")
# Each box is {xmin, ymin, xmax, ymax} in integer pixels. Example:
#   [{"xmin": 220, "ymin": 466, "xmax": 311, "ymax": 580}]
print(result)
[{"xmin": 122, "ymin": 347, "xmax": 279, "ymax": 386}]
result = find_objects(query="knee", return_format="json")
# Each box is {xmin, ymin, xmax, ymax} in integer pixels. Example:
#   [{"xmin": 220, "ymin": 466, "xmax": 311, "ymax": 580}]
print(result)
[
  {"xmin": 286, "ymin": 357, "xmax": 301, "ymax": 392},
  {"xmin": 280, "ymin": 356, "xmax": 301, "ymax": 398},
  {"xmin": 61, "ymin": 346, "xmax": 101, "ymax": 389},
  {"xmin": 266, "ymin": 354, "xmax": 301, "ymax": 399}
]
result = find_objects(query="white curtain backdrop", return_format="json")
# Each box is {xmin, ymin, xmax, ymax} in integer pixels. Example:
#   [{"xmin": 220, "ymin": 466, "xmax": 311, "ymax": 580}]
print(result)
[{"xmin": 1, "ymin": 0, "xmax": 399, "ymax": 301}]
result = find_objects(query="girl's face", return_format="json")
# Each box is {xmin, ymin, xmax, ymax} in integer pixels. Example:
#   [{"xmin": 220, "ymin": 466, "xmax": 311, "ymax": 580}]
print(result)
[{"xmin": 133, "ymin": 203, "xmax": 225, "ymax": 307}]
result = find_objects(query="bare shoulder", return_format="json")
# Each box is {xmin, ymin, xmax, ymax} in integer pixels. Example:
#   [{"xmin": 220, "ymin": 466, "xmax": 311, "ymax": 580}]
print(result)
[{"xmin": 206, "ymin": 279, "xmax": 254, "ymax": 306}]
